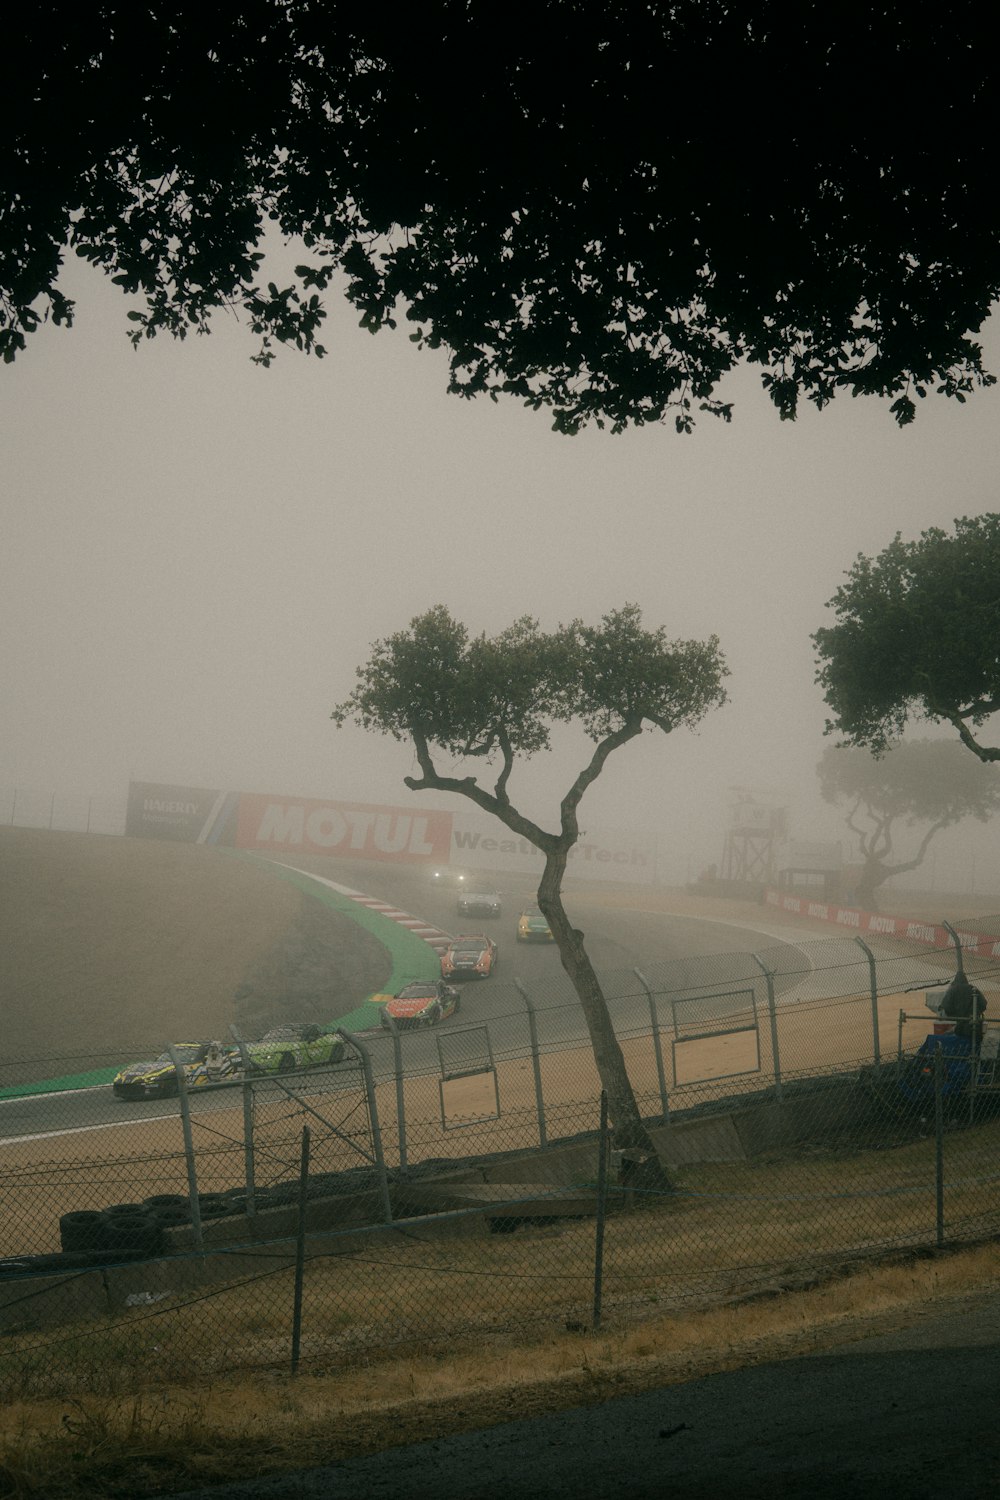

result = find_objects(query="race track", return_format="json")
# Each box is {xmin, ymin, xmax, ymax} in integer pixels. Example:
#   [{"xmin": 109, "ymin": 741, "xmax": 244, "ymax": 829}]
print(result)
[{"xmin": 0, "ymin": 860, "xmax": 815, "ymax": 1146}]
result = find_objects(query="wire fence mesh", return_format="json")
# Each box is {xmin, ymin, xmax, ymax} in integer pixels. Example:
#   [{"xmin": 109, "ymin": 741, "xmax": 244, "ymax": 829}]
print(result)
[{"xmin": 3, "ymin": 914, "xmax": 1000, "ymax": 1400}]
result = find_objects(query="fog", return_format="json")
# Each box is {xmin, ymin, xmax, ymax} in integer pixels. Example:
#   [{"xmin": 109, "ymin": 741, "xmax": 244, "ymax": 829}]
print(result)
[{"xmin": 4, "ymin": 255, "xmax": 1000, "ymax": 895}]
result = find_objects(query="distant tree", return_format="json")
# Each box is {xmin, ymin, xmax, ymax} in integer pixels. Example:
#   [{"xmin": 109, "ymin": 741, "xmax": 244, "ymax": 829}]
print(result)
[
  {"xmin": 813, "ymin": 515, "xmax": 1000, "ymax": 764},
  {"xmin": 4, "ymin": 4, "xmax": 1000, "ymax": 432},
  {"xmin": 332, "ymin": 604, "xmax": 729, "ymax": 1173},
  {"xmin": 817, "ymin": 741, "xmax": 1000, "ymax": 910}
]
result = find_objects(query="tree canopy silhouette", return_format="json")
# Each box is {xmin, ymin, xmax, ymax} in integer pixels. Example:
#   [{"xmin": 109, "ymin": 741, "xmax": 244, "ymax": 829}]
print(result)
[{"xmin": 5, "ymin": 2, "xmax": 999, "ymax": 431}]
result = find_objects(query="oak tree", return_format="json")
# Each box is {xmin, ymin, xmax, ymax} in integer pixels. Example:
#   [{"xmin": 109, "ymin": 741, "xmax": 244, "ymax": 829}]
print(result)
[
  {"xmin": 817, "ymin": 741, "xmax": 1000, "ymax": 910},
  {"xmin": 332, "ymin": 604, "xmax": 728, "ymax": 1171},
  {"xmin": 814, "ymin": 515, "xmax": 1000, "ymax": 764}
]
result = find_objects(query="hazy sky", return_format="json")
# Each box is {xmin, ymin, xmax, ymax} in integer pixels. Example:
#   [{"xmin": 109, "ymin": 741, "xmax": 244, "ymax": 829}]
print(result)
[{"xmin": 4, "ymin": 251, "xmax": 1000, "ymax": 892}]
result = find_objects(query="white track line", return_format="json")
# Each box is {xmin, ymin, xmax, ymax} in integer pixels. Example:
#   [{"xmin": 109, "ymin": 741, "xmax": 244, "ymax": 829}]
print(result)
[
  {"xmin": 0, "ymin": 1113, "xmax": 176, "ymax": 1147},
  {"xmin": 273, "ymin": 864, "xmax": 453, "ymax": 951}
]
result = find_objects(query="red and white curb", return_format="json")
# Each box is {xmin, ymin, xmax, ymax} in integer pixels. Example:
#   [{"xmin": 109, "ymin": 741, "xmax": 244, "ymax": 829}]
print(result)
[{"xmin": 275, "ymin": 865, "xmax": 452, "ymax": 952}]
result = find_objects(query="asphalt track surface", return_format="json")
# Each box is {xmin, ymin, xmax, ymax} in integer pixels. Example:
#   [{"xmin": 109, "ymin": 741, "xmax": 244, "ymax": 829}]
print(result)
[
  {"xmin": 0, "ymin": 862, "xmax": 814, "ymax": 1146},
  {"xmin": 163, "ymin": 1291, "xmax": 1000, "ymax": 1500}
]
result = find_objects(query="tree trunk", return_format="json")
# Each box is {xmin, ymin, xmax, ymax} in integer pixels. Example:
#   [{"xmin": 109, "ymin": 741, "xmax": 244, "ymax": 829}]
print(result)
[
  {"xmin": 537, "ymin": 855, "xmax": 673, "ymax": 1193},
  {"xmin": 856, "ymin": 860, "xmax": 891, "ymax": 911}
]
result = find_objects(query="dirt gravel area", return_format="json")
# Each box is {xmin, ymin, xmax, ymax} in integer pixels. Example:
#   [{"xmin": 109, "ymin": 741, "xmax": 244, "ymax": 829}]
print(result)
[{"xmin": 0, "ymin": 828, "xmax": 389, "ymax": 1066}]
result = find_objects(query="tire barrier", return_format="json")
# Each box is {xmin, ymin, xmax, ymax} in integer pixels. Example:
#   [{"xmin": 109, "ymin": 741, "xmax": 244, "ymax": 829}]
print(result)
[
  {"xmin": 195, "ymin": 1193, "xmax": 230, "ymax": 1219},
  {"xmin": 59, "ymin": 1205, "xmax": 164, "ymax": 1257},
  {"xmin": 2, "ymin": 1248, "xmax": 157, "ymax": 1279},
  {"xmin": 99, "ymin": 1206, "xmax": 163, "ymax": 1255},
  {"xmin": 58, "ymin": 1210, "xmax": 105, "ymax": 1253},
  {"xmin": 48, "ymin": 1185, "xmax": 292, "ymax": 1268}
]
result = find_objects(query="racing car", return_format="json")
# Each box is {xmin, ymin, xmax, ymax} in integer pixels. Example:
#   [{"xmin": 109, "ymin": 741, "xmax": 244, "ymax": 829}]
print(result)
[
  {"xmin": 377, "ymin": 980, "xmax": 461, "ymax": 1029},
  {"xmin": 242, "ymin": 1023, "xmax": 346, "ymax": 1075},
  {"xmin": 516, "ymin": 905, "xmax": 555, "ymax": 943},
  {"xmin": 456, "ymin": 887, "xmax": 502, "ymax": 919},
  {"xmin": 440, "ymin": 934, "xmax": 498, "ymax": 980},
  {"xmin": 112, "ymin": 1041, "xmax": 239, "ymax": 1100}
]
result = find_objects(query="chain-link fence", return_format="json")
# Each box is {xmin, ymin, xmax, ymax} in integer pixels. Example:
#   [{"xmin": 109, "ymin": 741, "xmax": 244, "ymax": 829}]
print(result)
[{"xmin": 3, "ymin": 916, "xmax": 1000, "ymax": 1400}]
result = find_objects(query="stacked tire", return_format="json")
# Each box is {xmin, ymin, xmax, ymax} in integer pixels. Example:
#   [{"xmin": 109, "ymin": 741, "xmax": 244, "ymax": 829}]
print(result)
[
  {"xmin": 59, "ymin": 1203, "xmax": 165, "ymax": 1257},
  {"xmin": 56, "ymin": 1189, "xmax": 255, "ymax": 1261}
]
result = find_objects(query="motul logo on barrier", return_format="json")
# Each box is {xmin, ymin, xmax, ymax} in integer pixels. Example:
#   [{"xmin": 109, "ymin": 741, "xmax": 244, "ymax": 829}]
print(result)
[{"xmin": 236, "ymin": 795, "xmax": 452, "ymax": 862}]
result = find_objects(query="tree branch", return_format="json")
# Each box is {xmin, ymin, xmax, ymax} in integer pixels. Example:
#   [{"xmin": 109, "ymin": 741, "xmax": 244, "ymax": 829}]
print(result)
[
  {"xmin": 494, "ymin": 726, "xmax": 515, "ymax": 805},
  {"xmin": 559, "ymin": 719, "xmax": 643, "ymax": 842},
  {"xmin": 877, "ymin": 817, "xmax": 953, "ymax": 878},
  {"xmin": 405, "ymin": 730, "xmax": 558, "ymax": 853},
  {"xmin": 934, "ymin": 705, "xmax": 1000, "ymax": 763},
  {"xmin": 845, "ymin": 797, "xmax": 873, "ymax": 858}
]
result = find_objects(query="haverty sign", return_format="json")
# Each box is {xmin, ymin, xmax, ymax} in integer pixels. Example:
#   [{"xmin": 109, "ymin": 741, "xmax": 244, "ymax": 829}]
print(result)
[
  {"xmin": 451, "ymin": 815, "xmax": 658, "ymax": 884},
  {"xmin": 126, "ymin": 781, "xmax": 239, "ymax": 844},
  {"xmin": 236, "ymin": 795, "xmax": 452, "ymax": 863}
]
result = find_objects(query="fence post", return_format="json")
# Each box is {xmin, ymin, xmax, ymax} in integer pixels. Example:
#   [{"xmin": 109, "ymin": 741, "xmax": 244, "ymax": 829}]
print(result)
[
  {"xmin": 291, "ymin": 1124, "xmax": 311, "ymax": 1377},
  {"xmin": 854, "ymin": 937, "xmax": 881, "ymax": 1066},
  {"xmin": 751, "ymin": 955, "xmax": 782, "ymax": 1102},
  {"xmin": 934, "ymin": 1043, "xmax": 945, "ymax": 1249},
  {"xmin": 592, "ymin": 1091, "xmax": 609, "ymax": 1332},
  {"xmin": 167, "ymin": 1045, "xmax": 204, "ymax": 1252},
  {"xmin": 229, "ymin": 1027, "xmax": 257, "ymax": 1217},
  {"xmin": 380, "ymin": 1010, "xmax": 408, "ymax": 1177},
  {"xmin": 514, "ymin": 981, "xmax": 547, "ymax": 1149},
  {"xmin": 633, "ymin": 968, "xmax": 669, "ymax": 1122},
  {"xmin": 942, "ymin": 920, "xmax": 966, "ymax": 973},
  {"xmin": 336, "ymin": 1029, "xmax": 392, "ymax": 1223}
]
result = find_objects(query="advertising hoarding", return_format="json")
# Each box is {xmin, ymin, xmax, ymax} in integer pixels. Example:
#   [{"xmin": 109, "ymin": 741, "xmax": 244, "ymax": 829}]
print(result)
[
  {"xmin": 235, "ymin": 794, "xmax": 453, "ymax": 863},
  {"xmin": 126, "ymin": 781, "xmax": 653, "ymax": 883},
  {"xmin": 450, "ymin": 814, "xmax": 658, "ymax": 884},
  {"xmin": 125, "ymin": 781, "xmax": 239, "ymax": 843}
]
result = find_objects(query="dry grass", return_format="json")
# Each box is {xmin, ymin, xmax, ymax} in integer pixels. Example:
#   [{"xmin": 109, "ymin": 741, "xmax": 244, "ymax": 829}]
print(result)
[
  {"xmin": 1, "ymin": 1241, "xmax": 998, "ymax": 1499},
  {"xmin": 6, "ymin": 1113, "xmax": 1000, "ymax": 1413}
]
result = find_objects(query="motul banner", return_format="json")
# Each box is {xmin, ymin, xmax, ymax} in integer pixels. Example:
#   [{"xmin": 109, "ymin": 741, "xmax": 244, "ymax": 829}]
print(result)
[{"xmin": 235, "ymin": 794, "xmax": 453, "ymax": 863}]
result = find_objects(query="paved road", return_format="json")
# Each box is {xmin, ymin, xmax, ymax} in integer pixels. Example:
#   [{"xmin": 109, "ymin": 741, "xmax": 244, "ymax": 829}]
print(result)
[{"xmin": 163, "ymin": 1290, "xmax": 1000, "ymax": 1499}]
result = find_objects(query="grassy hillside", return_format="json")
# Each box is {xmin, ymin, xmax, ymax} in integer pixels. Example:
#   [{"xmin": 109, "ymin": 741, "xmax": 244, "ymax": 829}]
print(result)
[{"xmin": 0, "ymin": 828, "xmax": 390, "ymax": 1065}]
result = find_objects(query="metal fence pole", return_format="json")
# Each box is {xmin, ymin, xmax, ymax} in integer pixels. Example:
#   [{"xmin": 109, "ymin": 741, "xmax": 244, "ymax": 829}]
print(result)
[
  {"xmin": 381, "ymin": 1010, "xmax": 408, "ymax": 1177},
  {"xmin": 229, "ymin": 1027, "xmax": 257, "ymax": 1217},
  {"xmin": 854, "ymin": 937, "xmax": 881, "ymax": 1066},
  {"xmin": 291, "ymin": 1124, "xmax": 311, "ymax": 1376},
  {"xmin": 514, "ymin": 981, "xmax": 547, "ymax": 1149},
  {"xmin": 336, "ymin": 1029, "xmax": 392, "ymax": 1223},
  {"xmin": 934, "ymin": 1043, "xmax": 945, "ymax": 1249},
  {"xmin": 751, "ymin": 955, "xmax": 782, "ymax": 1102},
  {"xmin": 167, "ymin": 1045, "xmax": 204, "ymax": 1252},
  {"xmin": 592, "ymin": 1091, "xmax": 609, "ymax": 1332},
  {"xmin": 633, "ymin": 968, "xmax": 669, "ymax": 1121},
  {"xmin": 942, "ymin": 920, "xmax": 966, "ymax": 973}
]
